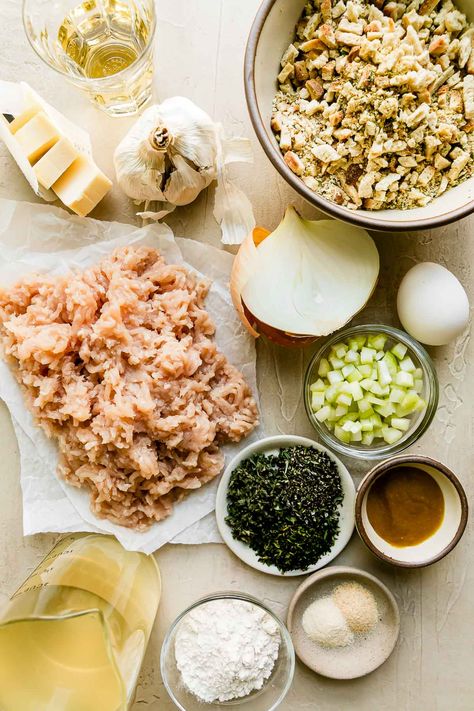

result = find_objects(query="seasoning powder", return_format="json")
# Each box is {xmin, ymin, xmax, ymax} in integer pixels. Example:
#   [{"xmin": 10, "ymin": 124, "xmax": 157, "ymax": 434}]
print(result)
[{"xmin": 174, "ymin": 599, "xmax": 281, "ymax": 703}]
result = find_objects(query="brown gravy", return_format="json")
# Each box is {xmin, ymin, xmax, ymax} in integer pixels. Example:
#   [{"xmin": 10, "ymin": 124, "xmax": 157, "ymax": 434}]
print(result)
[{"xmin": 366, "ymin": 466, "xmax": 445, "ymax": 547}]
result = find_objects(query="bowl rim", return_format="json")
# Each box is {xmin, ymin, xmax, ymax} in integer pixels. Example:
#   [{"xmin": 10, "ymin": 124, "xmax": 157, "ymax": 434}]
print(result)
[
  {"xmin": 215, "ymin": 434, "xmax": 356, "ymax": 577},
  {"xmin": 160, "ymin": 590, "xmax": 295, "ymax": 710},
  {"xmin": 303, "ymin": 324, "xmax": 440, "ymax": 460},
  {"xmin": 286, "ymin": 565, "xmax": 400, "ymax": 679},
  {"xmin": 244, "ymin": 0, "xmax": 474, "ymax": 232},
  {"xmin": 355, "ymin": 454, "xmax": 469, "ymax": 568}
]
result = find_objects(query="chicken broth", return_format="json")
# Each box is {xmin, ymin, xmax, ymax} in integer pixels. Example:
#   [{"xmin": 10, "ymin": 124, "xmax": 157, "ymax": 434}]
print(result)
[{"xmin": 366, "ymin": 466, "xmax": 445, "ymax": 548}]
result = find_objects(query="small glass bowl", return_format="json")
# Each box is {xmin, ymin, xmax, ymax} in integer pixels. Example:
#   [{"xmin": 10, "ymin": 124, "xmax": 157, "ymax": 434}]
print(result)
[
  {"xmin": 304, "ymin": 324, "xmax": 439, "ymax": 460},
  {"xmin": 160, "ymin": 592, "xmax": 295, "ymax": 711}
]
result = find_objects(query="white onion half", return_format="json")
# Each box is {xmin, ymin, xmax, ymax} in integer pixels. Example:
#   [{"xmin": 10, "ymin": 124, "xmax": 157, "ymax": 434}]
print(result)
[{"xmin": 232, "ymin": 207, "xmax": 379, "ymax": 339}]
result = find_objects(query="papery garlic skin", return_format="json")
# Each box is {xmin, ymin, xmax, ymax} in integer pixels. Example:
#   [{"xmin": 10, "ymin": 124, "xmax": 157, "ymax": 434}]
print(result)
[{"xmin": 114, "ymin": 97, "xmax": 218, "ymax": 205}]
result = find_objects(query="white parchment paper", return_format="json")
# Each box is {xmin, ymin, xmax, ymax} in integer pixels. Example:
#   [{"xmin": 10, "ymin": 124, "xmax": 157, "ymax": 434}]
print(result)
[{"xmin": 0, "ymin": 199, "xmax": 262, "ymax": 552}]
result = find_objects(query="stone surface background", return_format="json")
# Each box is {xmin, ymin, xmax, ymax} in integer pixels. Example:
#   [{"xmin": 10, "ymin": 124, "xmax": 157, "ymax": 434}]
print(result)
[{"xmin": 0, "ymin": 0, "xmax": 472, "ymax": 709}]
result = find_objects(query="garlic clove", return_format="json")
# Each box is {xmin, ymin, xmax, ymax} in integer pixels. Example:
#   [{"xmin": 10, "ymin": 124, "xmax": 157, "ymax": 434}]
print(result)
[{"xmin": 164, "ymin": 154, "xmax": 209, "ymax": 206}]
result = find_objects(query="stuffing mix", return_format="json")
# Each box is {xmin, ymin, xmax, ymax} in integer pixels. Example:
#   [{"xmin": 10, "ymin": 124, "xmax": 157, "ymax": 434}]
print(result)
[
  {"xmin": 0, "ymin": 246, "xmax": 258, "ymax": 530},
  {"xmin": 272, "ymin": 0, "xmax": 474, "ymax": 210}
]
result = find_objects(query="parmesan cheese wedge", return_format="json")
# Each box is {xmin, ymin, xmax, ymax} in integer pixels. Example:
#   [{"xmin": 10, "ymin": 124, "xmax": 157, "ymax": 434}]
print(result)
[
  {"xmin": 14, "ymin": 111, "xmax": 60, "ymax": 165},
  {"xmin": 52, "ymin": 155, "xmax": 112, "ymax": 217},
  {"xmin": 33, "ymin": 137, "xmax": 79, "ymax": 189}
]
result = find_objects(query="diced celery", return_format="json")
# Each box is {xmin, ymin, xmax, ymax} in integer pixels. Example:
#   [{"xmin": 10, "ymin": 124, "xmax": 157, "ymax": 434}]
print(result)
[
  {"xmin": 389, "ymin": 387, "xmax": 405, "ymax": 404},
  {"xmin": 315, "ymin": 405, "xmax": 331, "ymax": 422},
  {"xmin": 370, "ymin": 413, "xmax": 382, "ymax": 427},
  {"xmin": 374, "ymin": 402, "xmax": 396, "ymax": 418},
  {"xmin": 367, "ymin": 333, "xmax": 388, "ymax": 350},
  {"xmin": 368, "ymin": 381, "xmax": 386, "ymax": 396},
  {"xmin": 377, "ymin": 360, "xmax": 392, "ymax": 386},
  {"xmin": 311, "ymin": 334, "xmax": 425, "ymax": 449},
  {"xmin": 392, "ymin": 342, "xmax": 408, "ymax": 360},
  {"xmin": 325, "ymin": 384, "xmax": 340, "ymax": 403},
  {"xmin": 395, "ymin": 371, "xmax": 414, "ymax": 388},
  {"xmin": 311, "ymin": 392, "xmax": 325, "ymax": 410},
  {"xmin": 328, "ymin": 370, "xmax": 344, "ymax": 385},
  {"xmin": 342, "ymin": 364, "xmax": 355, "ymax": 378},
  {"xmin": 338, "ymin": 412, "xmax": 359, "ymax": 423},
  {"xmin": 362, "ymin": 432, "xmax": 375, "ymax": 446},
  {"xmin": 383, "ymin": 351, "xmax": 398, "ymax": 376},
  {"xmin": 335, "ymin": 425, "xmax": 351, "ymax": 444},
  {"xmin": 396, "ymin": 392, "xmax": 422, "ymax": 417},
  {"xmin": 381, "ymin": 426, "xmax": 403, "ymax": 445},
  {"xmin": 353, "ymin": 335, "xmax": 367, "ymax": 348},
  {"xmin": 334, "ymin": 343, "xmax": 348, "ymax": 359},
  {"xmin": 391, "ymin": 417, "xmax": 410, "ymax": 432},
  {"xmin": 347, "ymin": 381, "xmax": 364, "ymax": 401},
  {"xmin": 358, "ymin": 398, "xmax": 373, "ymax": 415},
  {"xmin": 360, "ymin": 347, "xmax": 376, "ymax": 364},
  {"xmin": 342, "ymin": 420, "xmax": 362, "ymax": 435},
  {"xmin": 318, "ymin": 358, "xmax": 330, "ymax": 377},
  {"xmin": 337, "ymin": 392, "xmax": 352, "ymax": 407},
  {"xmin": 367, "ymin": 394, "xmax": 386, "ymax": 406},
  {"xmin": 399, "ymin": 356, "xmax": 416, "ymax": 373},
  {"xmin": 347, "ymin": 368, "xmax": 363, "ymax": 383},
  {"xmin": 344, "ymin": 349, "xmax": 359, "ymax": 364}
]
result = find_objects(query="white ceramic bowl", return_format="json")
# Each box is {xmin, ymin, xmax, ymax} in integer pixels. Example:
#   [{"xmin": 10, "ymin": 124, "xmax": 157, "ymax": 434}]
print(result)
[
  {"xmin": 356, "ymin": 455, "xmax": 468, "ymax": 567},
  {"xmin": 215, "ymin": 435, "xmax": 356, "ymax": 577},
  {"xmin": 244, "ymin": 0, "xmax": 474, "ymax": 231}
]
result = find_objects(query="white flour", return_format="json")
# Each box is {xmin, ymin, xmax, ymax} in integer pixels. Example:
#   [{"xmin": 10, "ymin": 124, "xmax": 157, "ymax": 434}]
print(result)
[{"xmin": 174, "ymin": 598, "xmax": 281, "ymax": 703}]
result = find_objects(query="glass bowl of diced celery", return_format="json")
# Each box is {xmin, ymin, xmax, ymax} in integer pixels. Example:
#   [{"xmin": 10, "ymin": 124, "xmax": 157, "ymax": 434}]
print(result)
[{"xmin": 304, "ymin": 325, "xmax": 439, "ymax": 460}]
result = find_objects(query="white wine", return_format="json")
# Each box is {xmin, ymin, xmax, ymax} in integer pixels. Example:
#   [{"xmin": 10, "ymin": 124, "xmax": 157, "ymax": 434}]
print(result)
[
  {"xmin": 0, "ymin": 534, "xmax": 161, "ymax": 711},
  {"xmin": 58, "ymin": 0, "xmax": 152, "ymax": 80},
  {"xmin": 23, "ymin": 0, "xmax": 156, "ymax": 115}
]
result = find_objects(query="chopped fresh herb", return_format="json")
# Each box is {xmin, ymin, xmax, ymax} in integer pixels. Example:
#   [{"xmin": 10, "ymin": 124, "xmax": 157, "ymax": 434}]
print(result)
[{"xmin": 225, "ymin": 445, "xmax": 343, "ymax": 573}]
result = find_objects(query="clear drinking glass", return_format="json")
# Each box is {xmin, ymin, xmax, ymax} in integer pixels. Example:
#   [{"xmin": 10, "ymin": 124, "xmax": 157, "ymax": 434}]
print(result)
[{"xmin": 22, "ymin": 0, "xmax": 156, "ymax": 116}]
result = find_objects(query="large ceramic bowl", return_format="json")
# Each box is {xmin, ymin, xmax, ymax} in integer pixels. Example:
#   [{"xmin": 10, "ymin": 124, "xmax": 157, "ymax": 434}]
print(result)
[{"xmin": 244, "ymin": 0, "xmax": 474, "ymax": 232}]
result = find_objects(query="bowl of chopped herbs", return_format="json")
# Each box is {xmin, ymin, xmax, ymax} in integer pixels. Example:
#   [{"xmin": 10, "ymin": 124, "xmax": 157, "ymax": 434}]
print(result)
[{"xmin": 216, "ymin": 436, "xmax": 356, "ymax": 576}]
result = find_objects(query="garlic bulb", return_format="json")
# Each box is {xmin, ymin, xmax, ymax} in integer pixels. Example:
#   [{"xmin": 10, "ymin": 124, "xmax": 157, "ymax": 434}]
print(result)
[
  {"xmin": 114, "ymin": 97, "xmax": 217, "ymax": 205},
  {"xmin": 113, "ymin": 96, "xmax": 255, "ymax": 244}
]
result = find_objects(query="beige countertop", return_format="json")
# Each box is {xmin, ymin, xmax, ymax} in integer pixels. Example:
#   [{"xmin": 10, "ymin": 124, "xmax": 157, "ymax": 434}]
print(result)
[{"xmin": 0, "ymin": 0, "xmax": 473, "ymax": 709}]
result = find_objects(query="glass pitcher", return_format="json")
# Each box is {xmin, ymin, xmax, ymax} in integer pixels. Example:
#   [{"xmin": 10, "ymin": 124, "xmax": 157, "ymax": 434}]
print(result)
[{"xmin": 0, "ymin": 533, "xmax": 161, "ymax": 711}]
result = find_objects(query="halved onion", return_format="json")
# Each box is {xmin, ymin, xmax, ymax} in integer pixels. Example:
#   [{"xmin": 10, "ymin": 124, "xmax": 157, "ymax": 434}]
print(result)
[{"xmin": 231, "ymin": 206, "xmax": 379, "ymax": 345}]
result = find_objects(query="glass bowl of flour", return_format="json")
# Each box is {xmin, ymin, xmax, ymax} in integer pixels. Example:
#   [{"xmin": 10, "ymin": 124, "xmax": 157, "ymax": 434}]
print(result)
[{"xmin": 161, "ymin": 592, "xmax": 295, "ymax": 710}]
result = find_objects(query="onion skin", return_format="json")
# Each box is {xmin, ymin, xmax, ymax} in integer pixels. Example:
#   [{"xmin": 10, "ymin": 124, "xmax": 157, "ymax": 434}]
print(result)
[
  {"xmin": 230, "ymin": 227, "xmax": 270, "ymax": 338},
  {"xmin": 231, "ymin": 224, "xmax": 319, "ymax": 346},
  {"xmin": 242, "ymin": 303, "xmax": 318, "ymax": 347}
]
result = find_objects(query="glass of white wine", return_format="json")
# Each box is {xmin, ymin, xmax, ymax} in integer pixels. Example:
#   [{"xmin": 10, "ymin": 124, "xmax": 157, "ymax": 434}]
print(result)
[{"xmin": 22, "ymin": 0, "xmax": 156, "ymax": 116}]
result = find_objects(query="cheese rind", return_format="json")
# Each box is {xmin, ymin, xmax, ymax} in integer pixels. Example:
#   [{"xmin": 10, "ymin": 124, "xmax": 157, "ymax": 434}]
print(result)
[
  {"xmin": 52, "ymin": 155, "xmax": 113, "ymax": 217},
  {"xmin": 14, "ymin": 111, "xmax": 60, "ymax": 165},
  {"xmin": 33, "ymin": 137, "xmax": 79, "ymax": 189}
]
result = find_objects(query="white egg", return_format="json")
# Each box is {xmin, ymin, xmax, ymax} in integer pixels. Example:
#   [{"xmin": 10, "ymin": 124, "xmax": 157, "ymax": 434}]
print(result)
[{"xmin": 397, "ymin": 263, "xmax": 470, "ymax": 346}]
